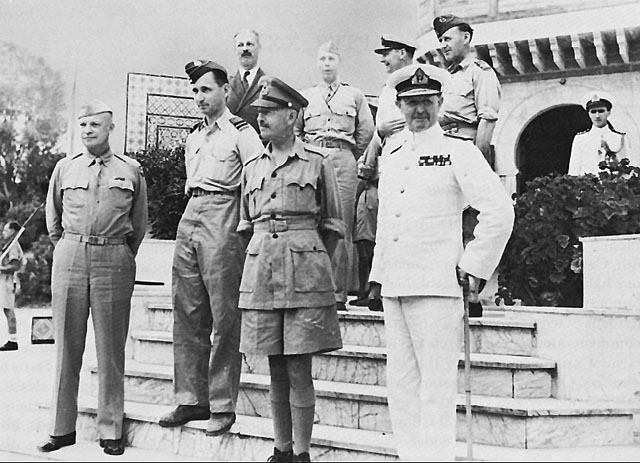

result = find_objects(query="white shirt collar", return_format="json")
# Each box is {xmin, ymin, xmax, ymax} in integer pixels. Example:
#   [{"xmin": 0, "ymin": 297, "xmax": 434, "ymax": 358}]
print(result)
[{"xmin": 239, "ymin": 67, "xmax": 259, "ymax": 86}]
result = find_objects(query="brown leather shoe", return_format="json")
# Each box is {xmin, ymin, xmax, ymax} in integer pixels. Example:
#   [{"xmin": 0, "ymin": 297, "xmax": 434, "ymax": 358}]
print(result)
[
  {"xmin": 100, "ymin": 438, "xmax": 125, "ymax": 455},
  {"xmin": 159, "ymin": 405, "xmax": 210, "ymax": 427},
  {"xmin": 205, "ymin": 412, "xmax": 236, "ymax": 436},
  {"xmin": 37, "ymin": 431, "xmax": 76, "ymax": 452}
]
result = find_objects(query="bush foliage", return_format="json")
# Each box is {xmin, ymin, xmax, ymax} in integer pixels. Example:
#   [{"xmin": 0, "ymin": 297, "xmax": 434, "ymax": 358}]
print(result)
[{"xmin": 497, "ymin": 157, "xmax": 640, "ymax": 307}]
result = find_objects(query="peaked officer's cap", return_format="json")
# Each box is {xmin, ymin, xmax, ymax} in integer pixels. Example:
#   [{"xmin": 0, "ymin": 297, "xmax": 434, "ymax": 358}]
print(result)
[
  {"xmin": 584, "ymin": 91, "xmax": 614, "ymax": 111},
  {"xmin": 251, "ymin": 76, "xmax": 308, "ymax": 111},
  {"xmin": 374, "ymin": 35, "xmax": 416, "ymax": 55},
  {"xmin": 77, "ymin": 100, "xmax": 113, "ymax": 119},
  {"xmin": 185, "ymin": 60, "xmax": 228, "ymax": 84},
  {"xmin": 387, "ymin": 63, "xmax": 451, "ymax": 98},
  {"xmin": 318, "ymin": 40, "xmax": 341, "ymax": 57},
  {"xmin": 433, "ymin": 14, "xmax": 473, "ymax": 38}
]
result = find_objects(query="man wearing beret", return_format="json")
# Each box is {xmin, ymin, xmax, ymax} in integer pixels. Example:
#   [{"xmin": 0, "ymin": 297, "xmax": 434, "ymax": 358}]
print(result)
[
  {"xmin": 568, "ymin": 92, "xmax": 631, "ymax": 175},
  {"xmin": 295, "ymin": 41, "xmax": 374, "ymax": 312},
  {"xmin": 40, "ymin": 100, "xmax": 148, "ymax": 455},
  {"xmin": 239, "ymin": 75, "xmax": 344, "ymax": 462},
  {"xmin": 368, "ymin": 64, "xmax": 513, "ymax": 461},
  {"xmin": 433, "ymin": 14, "xmax": 501, "ymax": 165},
  {"xmin": 158, "ymin": 60, "xmax": 263, "ymax": 435},
  {"xmin": 227, "ymin": 29, "xmax": 266, "ymax": 135}
]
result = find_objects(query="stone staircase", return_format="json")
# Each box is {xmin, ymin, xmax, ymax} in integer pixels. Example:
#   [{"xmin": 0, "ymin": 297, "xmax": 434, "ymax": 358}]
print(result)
[{"xmin": 69, "ymin": 287, "xmax": 639, "ymax": 460}]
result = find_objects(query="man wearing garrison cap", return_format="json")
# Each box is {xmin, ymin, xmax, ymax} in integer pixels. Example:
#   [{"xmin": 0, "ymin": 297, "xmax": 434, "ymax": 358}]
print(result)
[
  {"xmin": 238, "ymin": 75, "xmax": 344, "ymax": 462},
  {"xmin": 295, "ymin": 41, "xmax": 374, "ymax": 312},
  {"xmin": 40, "ymin": 100, "xmax": 148, "ymax": 456},
  {"xmin": 368, "ymin": 64, "xmax": 513, "ymax": 461},
  {"xmin": 568, "ymin": 91, "xmax": 632, "ymax": 175},
  {"xmin": 158, "ymin": 60, "xmax": 263, "ymax": 435}
]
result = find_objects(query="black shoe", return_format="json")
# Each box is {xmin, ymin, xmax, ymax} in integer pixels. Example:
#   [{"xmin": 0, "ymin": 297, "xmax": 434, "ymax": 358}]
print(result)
[
  {"xmin": 100, "ymin": 438, "xmax": 125, "ymax": 455},
  {"xmin": 0, "ymin": 341, "xmax": 18, "ymax": 351},
  {"xmin": 348, "ymin": 298, "xmax": 369, "ymax": 307},
  {"xmin": 368, "ymin": 298, "xmax": 383, "ymax": 312},
  {"xmin": 336, "ymin": 302, "xmax": 348, "ymax": 312},
  {"xmin": 205, "ymin": 412, "xmax": 236, "ymax": 436},
  {"xmin": 159, "ymin": 405, "xmax": 210, "ymax": 427},
  {"xmin": 267, "ymin": 447, "xmax": 294, "ymax": 462},
  {"xmin": 294, "ymin": 452, "xmax": 311, "ymax": 462},
  {"xmin": 37, "ymin": 431, "xmax": 76, "ymax": 452}
]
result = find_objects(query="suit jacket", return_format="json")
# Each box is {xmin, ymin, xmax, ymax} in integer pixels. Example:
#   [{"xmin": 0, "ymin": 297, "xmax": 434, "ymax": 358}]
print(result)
[{"xmin": 227, "ymin": 67, "xmax": 265, "ymax": 135}]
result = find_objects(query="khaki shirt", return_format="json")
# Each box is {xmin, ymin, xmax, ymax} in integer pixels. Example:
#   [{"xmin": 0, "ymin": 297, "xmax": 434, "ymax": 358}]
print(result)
[
  {"xmin": 238, "ymin": 138, "xmax": 345, "ymax": 310},
  {"xmin": 295, "ymin": 82, "xmax": 374, "ymax": 159},
  {"xmin": 369, "ymin": 124, "xmax": 514, "ymax": 298},
  {"xmin": 439, "ymin": 55, "xmax": 501, "ymax": 127},
  {"xmin": 185, "ymin": 108, "xmax": 263, "ymax": 194},
  {"xmin": 46, "ymin": 151, "xmax": 148, "ymax": 254}
]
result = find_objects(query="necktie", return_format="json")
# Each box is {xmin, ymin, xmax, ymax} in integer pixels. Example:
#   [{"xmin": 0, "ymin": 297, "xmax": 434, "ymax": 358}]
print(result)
[
  {"xmin": 243, "ymin": 70, "xmax": 250, "ymax": 91},
  {"xmin": 325, "ymin": 84, "xmax": 334, "ymax": 103}
]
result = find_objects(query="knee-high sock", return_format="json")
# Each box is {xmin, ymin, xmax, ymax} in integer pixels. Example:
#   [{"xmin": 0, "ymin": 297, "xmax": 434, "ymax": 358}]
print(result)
[
  {"xmin": 268, "ymin": 355, "xmax": 292, "ymax": 451},
  {"xmin": 287, "ymin": 354, "xmax": 315, "ymax": 455}
]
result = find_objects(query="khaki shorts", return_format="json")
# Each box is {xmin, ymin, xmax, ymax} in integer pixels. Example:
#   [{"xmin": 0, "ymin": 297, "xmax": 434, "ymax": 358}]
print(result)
[{"xmin": 240, "ymin": 305, "xmax": 343, "ymax": 356}]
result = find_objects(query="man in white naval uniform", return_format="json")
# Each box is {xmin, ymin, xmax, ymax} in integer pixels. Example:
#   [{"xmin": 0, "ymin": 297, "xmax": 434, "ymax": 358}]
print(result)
[
  {"xmin": 568, "ymin": 92, "xmax": 631, "ymax": 175},
  {"xmin": 368, "ymin": 64, "xmax": 514, "ymax": 461}
]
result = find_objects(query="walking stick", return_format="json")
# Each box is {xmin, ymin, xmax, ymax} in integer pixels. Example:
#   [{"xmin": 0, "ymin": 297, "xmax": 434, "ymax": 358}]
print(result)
[
  {"xmin": 463, "ymin": 285, "xmax": 474, "ymax": 460},
  {"xmin": 0, "ymin": 201, "xmax": 45, "ymax": 262}
]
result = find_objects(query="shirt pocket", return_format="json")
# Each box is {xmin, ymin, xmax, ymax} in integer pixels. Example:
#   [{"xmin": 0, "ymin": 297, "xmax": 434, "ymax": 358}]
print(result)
[
  {"xmin": 61, "ymin": 176, "xmax": 90, "ymax": 210},
  {"xmin": 247, "ymin": 174, "xmax": 266, "ymax": 217},
  {"xmin": 329, "ymin": 102, "xmax": 357, "ymax": 132},
  {"xmin": 303, "ymin": 110, "xmax": 326, "ymax": 134},
  {"xmin": 283, "ymin": 172, "xmax": 319, "ymax": 212},
  {"xmin": 239, "ymin": 237, "xmax": 261, "ymax": 293},
  {"xmin": 289, "ymin": 234, "xmax": 333, "ymax": 293},
  {"xmin": 107, "ymin": 177, "xmax": 134, "ymax": 211}
]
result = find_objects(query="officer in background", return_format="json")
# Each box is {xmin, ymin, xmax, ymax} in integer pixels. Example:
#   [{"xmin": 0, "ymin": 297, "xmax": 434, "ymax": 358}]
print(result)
[
  {"xmin": 433, "ymin": 14, "xmax": 501, "ymax": 166},
  {"xmin": 238, "ymin": 76, "xmax": 344, "ymax": 463},
  {"xmin": 41, "ymin": 100, "xmax": 148, "ymax": 456},
  {"xmin": 227, "ymin": 29, "xmax": 266, "ymax": 134},
  {"xmin": 568, "ymin": 92, "xmax": 631, "ymax": 175},
  {"xmin": 158, "ymin": 60, "xmax": 263, "ymax": 436},
  {"xmin": 368, "ymin": 64, "xmax": 513, "ymax": 461},
  {"xmin": 295, "ymin": 41, "xmax": 374, "ymax": 311}
]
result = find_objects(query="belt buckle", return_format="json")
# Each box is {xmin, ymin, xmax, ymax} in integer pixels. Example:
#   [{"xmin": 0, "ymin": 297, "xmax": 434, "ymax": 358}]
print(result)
[
  {"xmin": 86, "ymin": 236, "xmax": 105, "ymax": 245},
  {"xmin": 269, "ymin": 219, "xmax": 288, "ymax": 233}
]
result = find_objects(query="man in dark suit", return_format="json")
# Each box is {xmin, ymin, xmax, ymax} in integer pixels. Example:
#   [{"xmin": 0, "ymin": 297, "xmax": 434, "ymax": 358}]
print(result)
[{"xmin": 227, "ymin": 29, "xmax": 265, "ymax": 135}]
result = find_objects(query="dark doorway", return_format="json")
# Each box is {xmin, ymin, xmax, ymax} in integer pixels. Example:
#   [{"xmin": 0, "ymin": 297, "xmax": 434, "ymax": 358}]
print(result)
[{"xmin": 516, "ymin": 104, "xmax": 591, "ymax": 194}]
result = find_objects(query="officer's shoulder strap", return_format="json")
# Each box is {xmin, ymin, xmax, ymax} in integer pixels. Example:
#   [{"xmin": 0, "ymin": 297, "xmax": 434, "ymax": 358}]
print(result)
[
  {"xmin": 474, "ymin": 59, "xmax": 492, "ymax": 71},
  {"xmin": 190, "ymin": 120, "xmax": 204, "ymax": 133},
  {"xmin": 444, "ymin": 132, "xmax": 473, "ymax": 141},
  {"xmin": 575, "ymin": 128, "xmax": 591, "ymax": 136},
  {"xmin": 340, "ymin": 82, "xmax": 350, "ymax": 87},
  {"xmin": 70, "ymin": 153, "xmax": 83, "ymax": 160},
  {"xmin": 303, "ymin": 143, "xmax": 326, "ymax": 158},
  {"xmin": 608, "ymin": 122, "xmax": 626, "ymax": 135},
  {"xmin": 229, "ymin": 115, "xmax": 250, "ymax": 132}
]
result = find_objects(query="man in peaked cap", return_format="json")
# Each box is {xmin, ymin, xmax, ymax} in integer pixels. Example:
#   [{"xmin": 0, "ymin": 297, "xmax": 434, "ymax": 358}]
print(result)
[
  {"xmin": 568, "ymin": 91, "xmax": 632, "ymax": 175},
  {"xmin": 238, "ymin": 75, "xmax": 345, "ymax": 462},
  {"xmin": 40, "ymin": 100, "xmax": 148, "ymax": 456},
  {"xmin": 295, "ymin": 41, "xmax": 374, "ymax": 312},
  {"xmin": 227, "ymin": 29, "xmax": 267, "ymax": 135},
  {"xmin": 368, "ymin": 64, "xmax": 513, "ymax": 461},
  {"xmin": 158, "ymin": 60, "xmax": 263, "ymax": 435}
]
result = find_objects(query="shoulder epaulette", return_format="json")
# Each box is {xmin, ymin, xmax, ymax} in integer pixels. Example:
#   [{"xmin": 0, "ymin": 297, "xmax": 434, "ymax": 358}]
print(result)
[
  {"xmin": 389, "ymin": 144, "xmax": 403, "ymax": 156},
  {"xmin": 229, "ymin": 116, "xmax": 250, "ymax": 131},
  {"xmin": 190, "ymin": 121, "xmax": 204, "ymax": 133},
  {"xmin": 443, "ymin": 132, "xmax": 473, "ymax": 141},
  {"xmin": 303, "ymin": 143, "xmax": 326, "ymax": 158},
  {"xmin": 575, "ymin": 128, "xmax": 591, "ymax": 136},
  {"xmin": 340, "ymin": 82, "xmax": 350, "ymax": 86},
  {"xmin": 474, "ymin": 59, "xmax": 492, "ymax": 71},
  {"xmin": 244, "ymin": 154, "xmax": 261, "ymax": 167},
  {"xmin": 610, "ymin": 127, "xmax": 626, "ymax": 136},
  {"xmin": 71, "ymin": 153, "xmax": 83, "ymax": 159}
]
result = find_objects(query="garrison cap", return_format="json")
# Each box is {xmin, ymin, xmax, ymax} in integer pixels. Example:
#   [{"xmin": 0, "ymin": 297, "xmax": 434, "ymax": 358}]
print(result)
[
  {"xmin": 584, "ymin": 91, "xmax": 613, "ymax": 111},
  {"xmin": 387, "ymin": 63, "xmax": 450, "ymax": 98},
  {"xmin": 185, "ymin": 60, "xmax": 228, "ymax": 84},
  {"xmin": 374, "ymin": 35, "xmax": 416, "ymax": 55},
  {"xmin": 433, "ymin": 14, "xmax": 473, "ymax": 38},
  {"xmin": 318, "ymin": 40, "xmax": 341, "ymax": 57},
  {"xmin": 251, "ymin": 76, "xmax": 308, "ymax": 111},
  {"xmin": 77, "ymin": 100, "xmax": 113, "ymax": 119}
]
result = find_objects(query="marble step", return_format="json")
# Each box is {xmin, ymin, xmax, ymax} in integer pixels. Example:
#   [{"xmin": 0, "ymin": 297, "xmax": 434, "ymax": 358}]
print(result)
[
  {"xmin": 129, "ymin": 331, "xmax": 554, "ymax": 397},
  {"xmin": 88, "ymin": 363, "xmax": 636, "ymax": 448}
]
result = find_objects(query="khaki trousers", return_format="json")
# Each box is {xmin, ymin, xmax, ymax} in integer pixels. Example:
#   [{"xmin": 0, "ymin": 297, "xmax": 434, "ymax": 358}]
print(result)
[
  {"xmin": 384, "ymin": 296, "xmax": 463, "ymax": 461},
  {"xmin": 172, "ymin": 194, "xmax": 243, "ymax": 412},
  {"xmin": 50, "ymin": 238, "xmax": 135, "ymax": 439}
]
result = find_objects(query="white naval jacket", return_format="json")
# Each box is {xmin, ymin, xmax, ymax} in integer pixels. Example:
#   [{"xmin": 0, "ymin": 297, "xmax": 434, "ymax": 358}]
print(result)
[
  {"xmin": 568, "ymin": 125, "xmax": 627, "ymax": 176},
  {"xmin": 369, "ymin": 124, "xmax": 514, "ymax": 298}
]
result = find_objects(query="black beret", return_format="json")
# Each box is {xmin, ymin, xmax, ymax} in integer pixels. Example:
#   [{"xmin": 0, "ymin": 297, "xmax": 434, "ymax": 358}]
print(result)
[
  {"xmin": 251, "ymin": 76, "xmax": 308, "ymax": 111},
  {"xmin": 185, "ymin": 60, "xmax": 228, "ymax": 84},
  {"xmin": 433, "ymin": 14, "xmax": 473, "ymax": 38}
]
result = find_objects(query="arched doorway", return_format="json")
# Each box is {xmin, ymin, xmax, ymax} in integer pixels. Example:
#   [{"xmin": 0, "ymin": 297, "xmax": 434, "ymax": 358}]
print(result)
[{"xmin": 515, "ymin": 104, "xmax": 591, "ymax": 194}]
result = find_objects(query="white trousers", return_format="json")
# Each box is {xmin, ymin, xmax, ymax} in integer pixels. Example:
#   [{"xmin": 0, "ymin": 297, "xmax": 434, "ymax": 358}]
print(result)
[{"xmin": 384, "ymin": 296, "xmax": 463, "ymax": 462}]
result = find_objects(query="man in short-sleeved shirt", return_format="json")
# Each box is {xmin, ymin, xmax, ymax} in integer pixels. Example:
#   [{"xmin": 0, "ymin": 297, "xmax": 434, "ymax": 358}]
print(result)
[{"xmin": 0, "ymin": 221, "xmax": 24, "ymax": 351}]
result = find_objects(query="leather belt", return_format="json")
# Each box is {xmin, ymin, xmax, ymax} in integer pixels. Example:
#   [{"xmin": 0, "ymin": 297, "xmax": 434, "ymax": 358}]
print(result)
[
  {"xmin": 254, "ymin": 217, "xmax": 318, "ymax": 233},
  {"xmin": 189, "ymin": 188, "xmax": 238, "ymax": 198},
  {"xmin": 311, "ymin": 139, "xmax": 353, "ymax": 150},
  {"xmin": 62, "ymin": 232, "xmax": 126, "ymax": 246},
  {"xmin": 440, "ymin": 121, "xmax": 477, "ymax": 141}
]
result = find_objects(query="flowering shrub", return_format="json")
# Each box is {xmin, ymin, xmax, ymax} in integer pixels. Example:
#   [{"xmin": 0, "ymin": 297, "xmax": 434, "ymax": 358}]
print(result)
[{"xmin": 497, "ymin": 157, "xmax": 640, "ymax": 307}]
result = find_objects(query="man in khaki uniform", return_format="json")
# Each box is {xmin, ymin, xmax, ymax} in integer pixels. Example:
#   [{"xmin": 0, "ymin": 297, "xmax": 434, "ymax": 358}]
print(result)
[
  {"xmin": 295, "ymin": 41, "xmax": 374, "ymax": 311},
  {"xmin": 159, "ymin": 60, "xmax": 263, "ymax": 436},
  {"xmin": 41, "ymin": 100, "xmax": 148, "ymax": 456}
]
